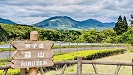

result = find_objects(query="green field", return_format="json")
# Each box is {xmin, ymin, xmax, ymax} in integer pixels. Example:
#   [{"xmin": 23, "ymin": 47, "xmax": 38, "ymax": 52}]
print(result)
[
  {"xmin": 0, "ymin": 48, "xmax": 126, "ymax": 75},
  {"xmin": 45, "ymin": 50, "xmax": 133, "ymax": 75}
]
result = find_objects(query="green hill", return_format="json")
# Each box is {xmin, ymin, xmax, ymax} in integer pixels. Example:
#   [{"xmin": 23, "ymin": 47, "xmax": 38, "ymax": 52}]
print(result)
[{"xmin": 33, "ymin": 16, "xmax": 115, "ymax": 30}]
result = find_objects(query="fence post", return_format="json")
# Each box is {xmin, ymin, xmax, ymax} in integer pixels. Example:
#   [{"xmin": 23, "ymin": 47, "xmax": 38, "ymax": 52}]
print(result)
[
  {"xmin": 20, "ymin": 69, "xmax": 27, "ymax": 75},
  {"xmin": 77, "ymin": 56, "xmax": 82, "ymax": 75},
  {"xmin": 59, "ymin": 41, "xmax": 61, "ymax": 54},
  {"xmin": 91, "ymin": 43, "xmax": 92, "ymax": 50},
  {"xmin": 84, "ymin": 42, "xmax": 86, "ymax": 50},
  {"xmin": 77, "ymin": 42, "xmax": 78, "ymax": 51},
  {"xmin": 2, "ymin": 69, "xmax": 8, "ymax": 75},
  {"xmin": 28, "ymin": 31, "xmax": 38, "ymax": 75},
  {"xmin": 132, "ymin": 58, "xmax": 133, "ymax": 75}
]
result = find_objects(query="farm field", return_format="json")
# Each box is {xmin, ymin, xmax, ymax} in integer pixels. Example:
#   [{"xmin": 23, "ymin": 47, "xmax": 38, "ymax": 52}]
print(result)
[
  {"xmin": 0, "ymin": 49, "xmax": 126, "ymax": 75},
  {"xmin": 44, "ymin": 51, "xmax": 133, "ymax": 75}
]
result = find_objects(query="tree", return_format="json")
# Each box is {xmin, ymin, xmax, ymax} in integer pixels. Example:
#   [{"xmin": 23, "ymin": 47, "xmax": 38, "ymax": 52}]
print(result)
[
  {"xmin": 123, "ymin": 16, "xmax": 128, "ymax": 32},
  {"xmin": 121, "ymin": 27, "xmax": 133, "ymax": 46},
  {"xmin": 99, "ymin": 28, "xmax": 116, "ymax": 43},
  {"xmin": 130, "ymin": 15, "xmax": 133, "ymax": 27},
  {"xmin": 114, "ymin": 15, "xmax": 123, "ymax": 35},
  {"xmin": 114, "ymin": 15, "xmax": 128, "ymax": 35},
  {"xmin": 0, "ymin": 25, "xmax": 9, "ymax": 42},
  {"xmin": 79, "ymin": 29, "xmax": 98, "ymax": 43}
]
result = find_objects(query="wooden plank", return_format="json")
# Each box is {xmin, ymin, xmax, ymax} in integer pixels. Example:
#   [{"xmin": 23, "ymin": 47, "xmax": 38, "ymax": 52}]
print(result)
[
  {"xmin": 0, "ymin": 64, "xmax": 11, "ymax": 70},
  {"xmin": 82, "ymin": 73, "xmax": 114, "ymax": 75},
  {"xmin": 2, "ymin": 69, "xmax": 8, "ymax": 75},
  {"xmin": 50, "ymin": 73, "xmax": 113, "ymax": 75},
  {"xmin": 92, "ymin": 64, "xmax": 98, "ymax": 74},
  {"xmin": 55, "ymin": 74, "xmax": 113, "ymax": 75},
  {"xmin": 82, "ymin": 60, "xmax": 133, "ymax": 66},
  {"xmin": 12, "ymin": 50, "xmax": 53, "ymax": 59},
  {"xmin": 132, "ymin": 58, "xmax": 133, "ymax": 75},
  {"xmin": 20, "ymin": 68, "xmax": 27, "ymax": 75},
  {"xmin": 54, "ymin": 60, "xmax": 133, "ymax": 66},
  {"xmin": 50, "ymin": 74, "xmax": 77, "ymax": 75},
  {"xmin": 12, "ymin": 40, "xmax": 54, "ymax": 50},
  {"xmin": 54, "ymin": 60, "xmax": 77, "ymax": 65},
  {"xmin": 11, "ymin": 58, "xmax": 54, "ymax": 68},
  {"xmin": 61, "ymin": 64, "xmax": 67, "ymax": 74},
  {"xmin": 77, "ymin": 56, "xmax": 82, "ymax": 75},
  {"xmin": 39, "ymin": 67, "xmax": 45, "ymax": 75},
  {"xmin": 114, "ymin": 65, "xmax": 121, "ymax": 75}
]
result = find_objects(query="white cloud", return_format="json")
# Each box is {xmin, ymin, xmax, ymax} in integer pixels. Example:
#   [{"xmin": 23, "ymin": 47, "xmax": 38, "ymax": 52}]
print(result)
[
  {"xmin": 0, "ymin": 0, "xmax": 133, "ymax": 24},
  {"xmin": 12, "ymin": 17, "xmax": 45, "ymax": 24}
]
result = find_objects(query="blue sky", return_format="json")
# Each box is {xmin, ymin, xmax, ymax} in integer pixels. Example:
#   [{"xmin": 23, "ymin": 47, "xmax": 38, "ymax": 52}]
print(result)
[{"xmin": 0, "ymin": 0, "xmax": 133, "ymax": 24}]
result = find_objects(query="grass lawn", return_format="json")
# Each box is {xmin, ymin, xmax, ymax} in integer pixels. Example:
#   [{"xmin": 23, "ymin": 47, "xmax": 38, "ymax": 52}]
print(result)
[{"xmin": 44, "ymin": 51, "xmax": 133, "ymax": 75}]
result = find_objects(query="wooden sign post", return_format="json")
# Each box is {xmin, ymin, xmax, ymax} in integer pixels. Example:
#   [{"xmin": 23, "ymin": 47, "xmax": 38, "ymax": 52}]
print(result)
[
  {"xmin": 11, "ymin": 31, "xmax": 54, "ymax": 75},
  {"xmin": 29, "ymin": 31, "xmax": 38, "ymax": 75}
]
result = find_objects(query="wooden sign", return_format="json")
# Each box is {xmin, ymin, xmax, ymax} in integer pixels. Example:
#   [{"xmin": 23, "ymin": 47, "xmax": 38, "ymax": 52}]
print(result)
[{"xmin": 11, "ymin": 40, "xmax": 54, "ymax": 68}]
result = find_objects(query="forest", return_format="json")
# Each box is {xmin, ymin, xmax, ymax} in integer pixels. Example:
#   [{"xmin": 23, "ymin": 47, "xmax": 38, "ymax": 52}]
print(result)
[{"xmin": 0, "ymin": 15, "xmax": 133, "ymax": 46}]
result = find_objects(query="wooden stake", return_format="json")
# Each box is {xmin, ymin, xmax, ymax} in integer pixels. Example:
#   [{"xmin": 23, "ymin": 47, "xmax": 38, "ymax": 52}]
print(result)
[
  {"xmin": 132, "ymin": 58, "xmax": 133, "ymax": 75},
  {"xmin": 20, "ymin": 69, "xmax": 27, "ymax": 75},
  {"xmin": 28, "ymin": 31, "xmax": 38, "ymax": 75},
  {"xmin": 77, "ymin": 56, "xmax": 82, "ymax": 75}
]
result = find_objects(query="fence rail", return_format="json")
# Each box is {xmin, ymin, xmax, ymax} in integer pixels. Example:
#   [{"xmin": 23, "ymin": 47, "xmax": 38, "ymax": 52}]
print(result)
[
  {"xmin": 54, "ymin": 57, "xmax": 133, "ymax": 75},
  {"xmin": 0, "ymin": 56, "xmax": 133, "ymax": 75},
  {"xmin": 0, "ymin": 43, "xmax": 126, "ymax": 48}
]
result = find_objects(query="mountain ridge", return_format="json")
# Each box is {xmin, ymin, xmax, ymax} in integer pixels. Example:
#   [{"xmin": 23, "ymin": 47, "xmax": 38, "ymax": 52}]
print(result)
[
  {"xmin": 33, "ymin": 16, "xmax": 115, "ymax": 30},
  {"xmin": 0, "ymin": 16, "xmax": 115, "ymax": 30},
  {"xmin": 0, "ymin": 17, "xmax": 16, "ymax": 24},
  {"xmin": 34, "ymin": 16, "xmax": 80, "ymax": 28}
]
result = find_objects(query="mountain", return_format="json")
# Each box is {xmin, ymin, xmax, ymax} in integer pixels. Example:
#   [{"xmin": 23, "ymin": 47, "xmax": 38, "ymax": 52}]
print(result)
[
  {"xmin": 80, "ymin": 19, "xmax": 104, "ymax": 28},
  {"xmin": 80, "ymin": 19, "xmax": 115, "ymax": 29},
  {"xmin": 33, "ymin": 16, "xmax": 81, "ymax": 30},
  {"xmin": 33, "ymin": 16, "xmax": 115, "ymax": 30},
  {"xmin": 0, "ymin": 17, "xmax": 16, "ymax": 24}
]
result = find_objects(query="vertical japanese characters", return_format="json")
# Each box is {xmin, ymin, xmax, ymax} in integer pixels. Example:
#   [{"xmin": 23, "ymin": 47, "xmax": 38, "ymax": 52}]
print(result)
[{"xmin": 24, "ymin": 43, "xmax": 45, "ymax": 58}]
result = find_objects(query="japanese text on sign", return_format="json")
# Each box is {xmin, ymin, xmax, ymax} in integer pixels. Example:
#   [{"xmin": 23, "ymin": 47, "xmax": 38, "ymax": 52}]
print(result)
[
  {"xmin": 25, "ymin": 43, "xmax": 44, "ymax": 49},
  {"xmin": 24, "ymin": 51, "xmax": 45, "ymax": 58}
]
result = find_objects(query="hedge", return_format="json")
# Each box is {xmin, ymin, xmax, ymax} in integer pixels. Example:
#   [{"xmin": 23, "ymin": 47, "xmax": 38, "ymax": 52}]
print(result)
[{"xmin": 54, "ymin": 49, "xmax": 126, "ymax": 61}]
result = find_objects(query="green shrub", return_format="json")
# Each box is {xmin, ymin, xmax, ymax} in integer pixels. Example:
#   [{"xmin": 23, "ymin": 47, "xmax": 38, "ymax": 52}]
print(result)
[
  {"xmin": 0, "ymin": 48, "xmax": 14, "ymax": 52},
  {"xmin": 0, "ymin": 42, "xmax": 6, "ymax": 45},
  {"xmin": 129, "ymin": 48, "xmax": 133, "ymax": 53},
  {"xmin": 54, "ymin": 49, "xmax": 126, "ymax": 62},
  {"xmin": 52, "ymin": 44, "xmax": 126, "ymax": 49},
  {"xmin": 0, "ymin": 69, "xmax": 20, "ymax": 75},
  {"xmin": 0, "ymin": 59, "xmax": 11, "ymax": 66}
]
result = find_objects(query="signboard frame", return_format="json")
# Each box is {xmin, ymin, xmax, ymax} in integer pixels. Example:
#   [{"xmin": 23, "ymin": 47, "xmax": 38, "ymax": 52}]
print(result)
[{"xmin": 11, "ymin": 31, "xmax": 54, "ymax": 69}]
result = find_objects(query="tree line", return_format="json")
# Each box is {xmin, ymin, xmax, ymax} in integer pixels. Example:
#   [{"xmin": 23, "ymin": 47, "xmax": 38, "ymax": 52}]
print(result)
[{"xmin": 0, "ymin": 15, "xmax": 133, "ymax": 45}]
